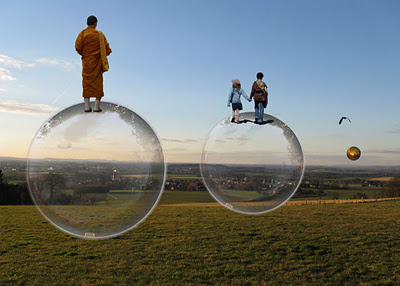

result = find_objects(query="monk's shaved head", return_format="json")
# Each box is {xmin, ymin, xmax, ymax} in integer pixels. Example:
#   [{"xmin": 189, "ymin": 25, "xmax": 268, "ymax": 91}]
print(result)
[{"xmin": 87, "ymin": 15, "xmax": 98, "ymax": 26}]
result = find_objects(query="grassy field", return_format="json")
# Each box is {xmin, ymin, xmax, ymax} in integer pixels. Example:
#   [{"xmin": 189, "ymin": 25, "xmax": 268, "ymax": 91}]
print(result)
[
  {"xmin": 292, "ymin": 189, "xmax": 382, "ymax": 201},
  {"xmin": 369, "ymin": 177, "xmax": 393, "ymax": 181},
  {"xmin": 162, "ymin": 188, "xmax": 383, "ymax": 203},
  {"xmin": 5, "ymin": 180, "xmax": 26, "ymax": 184},
  {"xmin": 0, "ymin": 192, "xmax": 399, "ymax": 285},
  {"xmin": 159, "ymin": 191, "xmax": 215, "ymax": 204}
]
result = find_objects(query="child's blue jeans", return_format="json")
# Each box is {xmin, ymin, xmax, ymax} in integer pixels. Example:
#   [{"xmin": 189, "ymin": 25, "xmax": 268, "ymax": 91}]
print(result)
[{"xmin": 255, "ymin": 101, "xmax": 264, "ymax": 122}]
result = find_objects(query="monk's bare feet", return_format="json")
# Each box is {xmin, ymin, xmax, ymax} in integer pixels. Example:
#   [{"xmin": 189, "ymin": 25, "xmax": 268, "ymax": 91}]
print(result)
[
  {"xmin": 93, "ymin": 108, "xmax": 102, "ymax": 112},
  {"xmin": 84, "ymin": 108, "xmax": 92, "ymax": 112}
]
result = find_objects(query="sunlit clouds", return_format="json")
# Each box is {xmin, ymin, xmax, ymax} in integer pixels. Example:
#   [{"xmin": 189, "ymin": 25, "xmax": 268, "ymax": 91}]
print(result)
[
  {"xmin": 0, "ymin": 54, "xmax": 78, "ymax": 83},
  {"xmin": 162, "ymin": 138, "xmax": 199, "ymax": 143},
  {"xmin": 0, "ymin": 54, "xmax": 77, "ymax": 115},
  {"xmin": 0, "ymin": 55, "xmax": 34, "ymax": 81},
  {"xmin": 0, "ymin": 54, "xmax": 35, "ymax": 69},
  {"xmin": 0, "ymin": 99, "xmax": 58, "ymax": 115},
  {"xmin": 161, "ymin": 137, "xmax": 202, "ymax": 163},
  {"xmin": 0, "ymin": 68, "xmax": 16, "ymax": 81},
  {"xmin": 35, "ymin": 58, "xmax": 80, "ymax": 71}
]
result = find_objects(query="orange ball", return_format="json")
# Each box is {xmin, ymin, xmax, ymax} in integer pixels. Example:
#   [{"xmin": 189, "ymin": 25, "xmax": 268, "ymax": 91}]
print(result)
[{"xmin": 347, "ymin": 146, "xmax": 361, "ymax": 161}]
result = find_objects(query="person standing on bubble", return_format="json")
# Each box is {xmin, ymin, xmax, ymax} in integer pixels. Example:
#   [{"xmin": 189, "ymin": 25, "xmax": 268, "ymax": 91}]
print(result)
[
  {"xmin": 75, "ymin": 15, "xmax": 112, "ymax": 112},
  {"xmin": 250, "ymin": 72, "xmax": 268, "ymax": 124},
  {"xmin": 227, "ymin": 79, "xmax": 250, "ymax": 124}
]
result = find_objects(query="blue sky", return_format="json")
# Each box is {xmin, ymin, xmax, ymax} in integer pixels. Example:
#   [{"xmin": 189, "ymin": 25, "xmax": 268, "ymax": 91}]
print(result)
[{"xmin": 1, "ymin": 0, "xmax": 399, "ymax": 165}]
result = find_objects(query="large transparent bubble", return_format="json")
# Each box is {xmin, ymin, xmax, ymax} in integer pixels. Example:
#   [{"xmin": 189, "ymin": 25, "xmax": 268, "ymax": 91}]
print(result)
[
  {"xmin": 27, "ymin": 102, "xmax": 165, "ymax": 239},
  {"xmin": 201, "ymin": 112, "xmax": 304, "ymax": 214}
]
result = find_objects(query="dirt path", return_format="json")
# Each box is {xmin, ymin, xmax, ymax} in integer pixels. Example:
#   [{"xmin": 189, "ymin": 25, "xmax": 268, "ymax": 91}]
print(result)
[{"xmin": 284, "ymin": 197, "xmax": 397, "ymax": 206}]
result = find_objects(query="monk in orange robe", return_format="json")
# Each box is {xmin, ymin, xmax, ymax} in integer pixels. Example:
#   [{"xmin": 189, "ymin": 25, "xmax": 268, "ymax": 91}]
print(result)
[{"xmin": 75, "ymin": 15, "xmax": 112, "ymax": 112}]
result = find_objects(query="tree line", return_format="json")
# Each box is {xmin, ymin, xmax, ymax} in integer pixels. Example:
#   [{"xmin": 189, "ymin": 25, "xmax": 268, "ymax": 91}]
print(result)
[
  {"xmin": 1, "ymin": 169, "xmax": 400, "ymax": 205},
  {"xmin": 0, "ymin": 170, "xmax": 33, "ymax": 205}
]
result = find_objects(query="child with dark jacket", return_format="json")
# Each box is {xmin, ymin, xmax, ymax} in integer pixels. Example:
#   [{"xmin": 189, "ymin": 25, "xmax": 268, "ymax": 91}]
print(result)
[{"xmin": 250, "ymin": 72, "xmax": 268, "ymax": 124}]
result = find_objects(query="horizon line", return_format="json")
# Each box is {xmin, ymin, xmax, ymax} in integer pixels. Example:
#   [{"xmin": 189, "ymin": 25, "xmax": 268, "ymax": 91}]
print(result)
[{"xmin": 2, "ymin": 156, "xmax": 400, "ymax": 169}]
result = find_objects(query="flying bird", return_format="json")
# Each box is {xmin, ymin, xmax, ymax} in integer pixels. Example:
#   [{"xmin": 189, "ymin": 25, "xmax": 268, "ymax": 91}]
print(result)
[{"xmin": 339, "ymin": 117, "xmax": 351, "ymax": 125}]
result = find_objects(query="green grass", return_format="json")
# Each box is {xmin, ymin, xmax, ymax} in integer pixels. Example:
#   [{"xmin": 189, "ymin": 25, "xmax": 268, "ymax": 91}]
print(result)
[
  {"xmin": 160, "ymin": 189, "xmax": 381, "ymax": 204},
  {"xmin": 291, "ymin": 189, "xmax": 382, "ymax": 201},
  {"xmin": 0, "ymin": 194, "xmax": 399, "ymax": 285},
  {"xmin": 5, "ymin": 180, "xmax": 26, "ymax": 184},
  {"xmin": 109, "ymin": 190, "xmax": 144, "ymax": 193},
  {"xmin": 159, "ymin": 190, "xmax": 214, "ymax": 204},
  {"xmin": 219, "ymin": 189, "xmax": 260, "ymax": 198}
]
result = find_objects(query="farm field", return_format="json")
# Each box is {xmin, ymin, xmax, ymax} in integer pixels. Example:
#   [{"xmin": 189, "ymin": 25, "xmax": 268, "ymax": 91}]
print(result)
[
  {"xmin": 160, "ymin": 190, "xmax": 392, "ymax": 204},
  {"xmin": 292, "ymin": 189, "xmax": 383, "ymax": 201},
  {"xmin": 0, "ymin": 192, "xmax": 399, "ymax": 285}
]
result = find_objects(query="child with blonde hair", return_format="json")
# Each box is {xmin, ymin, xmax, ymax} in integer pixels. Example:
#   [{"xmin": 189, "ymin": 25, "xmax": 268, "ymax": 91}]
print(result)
[{"xmin": 227, "ymin": 79, "xmax": 250, "ymax": 124}]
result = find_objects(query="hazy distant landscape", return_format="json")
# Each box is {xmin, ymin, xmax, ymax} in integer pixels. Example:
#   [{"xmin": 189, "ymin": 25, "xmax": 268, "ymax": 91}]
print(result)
[
  {"xmin": 1, "ymin": 157, "xmax": 400, "ymax": 204},
  {"xmin": 1, "ymin": 157, "xmax": 399, "ymax": 284}
]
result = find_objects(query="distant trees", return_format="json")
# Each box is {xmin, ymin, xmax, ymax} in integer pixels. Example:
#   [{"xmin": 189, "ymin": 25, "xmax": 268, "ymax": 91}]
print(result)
[
  {"xmin": 45, "ymin": 173, "xmax": 66, "ymax": 201},
  {"xmin": 315, "ymin": 190, "xmax": 327, "ymax": 197},
  {"xmin": 300, "ymin": 179, "xmax": 348, "ymax": 190},
  {"xmin": 33, "ymin": 172, "xmax": 68, "ymax": 205},
  {"xmin": 383, "ymin": 175, "xmax": 400, "ymax": 197},
  {"xmin": 353, "ymin": 192, "xmax": 368, "ymax": 199},
  {"xmin": 71, "ymin": 184, "xmax": 109, "ymax": 205},
  {"xmin": 331, "ymin": 192, "xmax": 339, "ymax": 200},
  {"xmin": 293, "ymin": 188, "xmax": 326, "ymax": 198},
  {"xmin": 0, "ymin": 169, "xmax": 33, "ymax": 205}
]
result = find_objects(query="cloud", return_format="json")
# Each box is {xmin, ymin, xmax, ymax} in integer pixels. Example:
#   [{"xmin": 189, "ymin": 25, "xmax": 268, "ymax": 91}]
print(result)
[
  {"xmin": 213, "ymin": 136, "xmax": 249, "ymax": 144},
  {"xmin": 0, "ymin": 88, "xmax": 6, "ymax": 92},
  {"xmin": 62, "ymin": 116, "xmax": 97, "ymax": 142},
  {"xmin": 0, "ymin": 54, "xmax": 34, "ymax": 81},
  {"xmin": 162, "ymin": 138, "xmax": 199, "ymax": 143},
  {"xmin": 0, "ymin": 68, "xmax": 16, "ymax": 81},
  {"xmin": 58, "ymin": 141, "xmax": 72, "ymax": 149},
  {"xmin": 35, "ymin": 58, "xmax": 79, "ymax": 71},
  {"xmin": 206, "ymin": 150, "xmax": 286, "ymax": 156},
  {"xmin": 0, "ymin": 54, "xmax": 35, "ymax": 69},
  {"xmin": 0, "ymin": 99, "xmax": 58, "ymax": 115},
  {"xmin": 365, "ymin": 148, "xmax": 400, "ymax": 154},
  {"xmin": 305, "ymin": 154, "xmax": 348, "ymax": 161},
  {"xmin": 0, "ymin": 55, "xmax": 78, "ymax": 82},
  {"xmin": 222, "ymin": 136, "xmax": 249, "ymax": 142},
  {"xmin": 304, "ymin": 152, "xmax": 400, "ymax": 166},
  {"xmin": 385, "ymin": 126, "xmax": 400, "ymax": 134}
]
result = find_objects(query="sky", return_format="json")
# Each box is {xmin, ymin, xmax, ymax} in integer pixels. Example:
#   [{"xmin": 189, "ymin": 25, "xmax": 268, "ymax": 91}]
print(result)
[
  {"xmin": 202, "ymin": 113, "xmax": 303, "ymax": 166},
  {"xmin": 0, "ymin": 0, "xmax": 400, "ymax": 166},
  {"xmin": 28, "ymin": 103, "xmax": 164, "ymax": 162}
]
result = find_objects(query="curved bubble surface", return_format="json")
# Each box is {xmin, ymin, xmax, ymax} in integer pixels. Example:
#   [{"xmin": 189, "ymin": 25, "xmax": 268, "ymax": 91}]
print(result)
[
  {"xmin": 201, "ymin": 112, "xmax": 304, "ymax": 214},
  {"xmin": 27, "ymin": 102, "xmax": 165, "ymax": 239}
]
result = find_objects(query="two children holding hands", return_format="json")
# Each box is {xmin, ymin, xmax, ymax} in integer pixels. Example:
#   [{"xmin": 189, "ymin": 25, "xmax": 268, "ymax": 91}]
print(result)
[{"xmin": 227, "ymin": 72, "xmax": 268, "ymax": 124}]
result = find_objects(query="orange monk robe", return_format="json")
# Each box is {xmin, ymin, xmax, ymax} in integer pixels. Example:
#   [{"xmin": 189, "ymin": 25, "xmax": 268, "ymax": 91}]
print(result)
[{"xmin": 75, "ymin": 26, "xmax": 112, "ymax": 98}]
